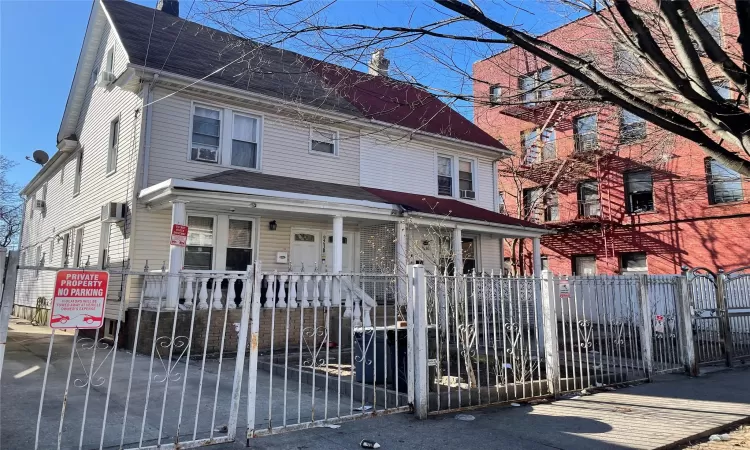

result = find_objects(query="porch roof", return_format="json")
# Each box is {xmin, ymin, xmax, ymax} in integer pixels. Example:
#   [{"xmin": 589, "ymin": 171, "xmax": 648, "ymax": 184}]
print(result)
[{"xmin": 139, "ymin": 171, "xmax": 547, "ymax": 236}]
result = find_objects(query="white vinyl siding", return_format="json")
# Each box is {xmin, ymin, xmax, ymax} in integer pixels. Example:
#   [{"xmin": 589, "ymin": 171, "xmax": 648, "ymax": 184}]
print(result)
[{"xmin": 147, "ymin": 89, "xmax": 359, "ymax": 187}]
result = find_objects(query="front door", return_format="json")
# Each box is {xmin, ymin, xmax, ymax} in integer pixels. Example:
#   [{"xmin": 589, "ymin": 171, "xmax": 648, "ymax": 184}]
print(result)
[
  {"xmin": 322, "ymin": 232, "xmax": 354, "ymax": 271},
  {"xmin": 290, "ymin": 230, "xmax": 320, "ymax": 271}
]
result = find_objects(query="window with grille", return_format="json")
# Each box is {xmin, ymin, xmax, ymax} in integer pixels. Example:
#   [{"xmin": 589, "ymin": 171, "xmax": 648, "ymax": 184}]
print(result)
[
  {"xmin": 624, "ymin": 170, "xmax": 654, "ymax": 213},
  {"xmin": 578, "ymin": 180, "xmax": 600, "ymax": 217},
  {"xmin": 705, "ymin": 158, "xmax": 744, "ymax": 204},
  {"xmin": 518, "ymin": 67, "xmax": 552, "ymax": 106},
  {"xmin": 620, "ymin": 110, "xmax": 646, "ymax": 143},
  {"xmin": 185, "ymin": 216, "xmax": 214, "ymax": 270},
  {"xmin": 437, "ymin": 155, "xmax": 453, "ymax": 196},
  {"xmin": 574, "ymin": 114, "xmax": 598, "ymax": 152}
]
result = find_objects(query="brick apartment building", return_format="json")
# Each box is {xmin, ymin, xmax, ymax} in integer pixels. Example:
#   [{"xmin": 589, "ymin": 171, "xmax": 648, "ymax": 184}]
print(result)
[{"xmin": 473, "ymin": 1, "xmax": 749, "ymax": 275}]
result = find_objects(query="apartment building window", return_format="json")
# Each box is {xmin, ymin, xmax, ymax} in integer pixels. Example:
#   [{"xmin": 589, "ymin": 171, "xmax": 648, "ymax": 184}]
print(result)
[
  {"xmin": 698, "ymin": 7, "xmax": 722, "ymax": 47},
  {"xmin": 310, "ymin": 128, "xmax": 337, "ymax": 155},
  {"xmin": 523, "ymin": 187, "xmax": 558, "ymax": 222},
  {"xmin": 620, "ymin": 252, "xmax": 648, "ymax": 275},
  {"xmin": 519, "ymin": 67, "xmax": 552, "ymax": 106},
  {"xmin": 73, "ymin": 228, "xmax": 84, "ymax": 268},
  {"xmin": 573, "ymin": 255, "xmax": 596, "ymax": 275},
  {"xmin": 73, "ymin": 150, "xmax": 83, "ymax": 196},
  {"xmin": 437, "ymin": 155, "xmax": 453, "ymax": 196},
  {"xmin": 107, "ymin": 117, "xmax": 120, "ymax": 174},
  {"xmin": 185, "ymin": 216, "xmax": 215, "ymax": 270},
  {"xmin": 624, "ymin": 170, "xmax": 654, "ymax": 213},
  {"xmin": 191, "ymin": 106, "xmax": 222, "ymax": 163},
  {"xmin": 522, "ymin": 128, "xmax": 555, "ymax": 164},
  {"xmin": 489, "ymin": 85, "xmax": 502, "ymax": 104},
  {"xmin": 713, "ymin": 80, "xmax": 730, "ymax": 100},
  {"xmin": 577, "ymin": 180, "xmax": 600, "ymax": 217},
  {"xmin": 458, "ymin": 159, "xmax": 475, "ymax": 199},
  {"xmin": 620, "ymin": 110, "xmax": 646, "ymax": 143},
  {"xmin": 497, "ymin": 191, "xmax": 506, "ymax": 214},
  {"xmin": 541, "ymin": 256, "xmax": 549, "ymax": 271},
  {"xmin": 614, "ymin": 45, "xmax": 641, "ymax": 76},
  {"xmin": 574, "ymin": 114, "xmax": 598, "ymax": 152},
  {"xmin": 705, "ymin": 158, "xmax": 744, "ymax": 204}
]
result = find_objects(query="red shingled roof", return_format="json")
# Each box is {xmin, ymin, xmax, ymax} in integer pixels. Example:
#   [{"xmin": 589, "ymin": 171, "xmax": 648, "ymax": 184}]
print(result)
[{"xmin": 363, "ymin": 187, "xmax": 546, "ymax": 229}]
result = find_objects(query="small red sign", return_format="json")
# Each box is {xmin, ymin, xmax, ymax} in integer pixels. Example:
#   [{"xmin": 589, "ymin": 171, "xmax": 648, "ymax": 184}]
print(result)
[
  {"xmin": 170, "ymin": 224, "xmax": 189, "ymax": 247},
  {"xmin": 50, "ymin": 270, "xmax": 109, "ymax": 329}
]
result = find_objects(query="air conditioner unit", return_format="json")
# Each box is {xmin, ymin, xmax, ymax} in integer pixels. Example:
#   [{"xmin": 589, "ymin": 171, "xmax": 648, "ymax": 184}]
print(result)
[
  {"xmin": 582, "ymin": 139, "xmax": 597, "ymax": 152},
  {"xmin": 460, "ymin": 190, "xmax": 476, "ymax": 200},
  {"xmin": 34, "ymin": 199, "xmax": 46, "ymax": 210},
  {"xmin": 101, "ymin": 202, "xmax": 126, "ymax": 223},
  {"xmin": 96, "ymin": 70, "xmax": 116, "ymax": 87},
  {"xmin": 194, "ymin": 147, "xmax": 219, "ymax": 163}
]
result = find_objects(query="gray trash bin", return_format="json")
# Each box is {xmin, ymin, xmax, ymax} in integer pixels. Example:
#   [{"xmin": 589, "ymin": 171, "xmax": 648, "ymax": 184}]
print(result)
[{"xmin": 353, "ymin": 330, "xmax": 387, "ymax": 383}]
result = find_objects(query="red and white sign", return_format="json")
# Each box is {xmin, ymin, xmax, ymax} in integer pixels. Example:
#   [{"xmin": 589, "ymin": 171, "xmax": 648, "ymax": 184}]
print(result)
[
  {"xmin": 559, "ymin": 280, "xmax": 571, "ymax": 299},
  {"xmin": 50, "ymin": 270, "xmax": 109, "ymax": 329},
  {"xmin": 170, "ymin": 224, "xmax": 189, "ymax": 247}
]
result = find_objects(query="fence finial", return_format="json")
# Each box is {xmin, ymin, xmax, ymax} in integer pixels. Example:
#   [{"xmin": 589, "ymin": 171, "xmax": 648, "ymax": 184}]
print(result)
[
  {"xmin": 144, "ymin": 260, "xmax": 150, "ymax": 272},
  {"xmin": 161, "ymin": 261, "xmax": 166, "ymax": 272}
]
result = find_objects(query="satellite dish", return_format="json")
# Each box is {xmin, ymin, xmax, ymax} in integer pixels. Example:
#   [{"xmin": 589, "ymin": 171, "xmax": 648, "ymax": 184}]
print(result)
[{"xmin": 32, "ymin": 150, "xmax": 49, "ymax": 165}]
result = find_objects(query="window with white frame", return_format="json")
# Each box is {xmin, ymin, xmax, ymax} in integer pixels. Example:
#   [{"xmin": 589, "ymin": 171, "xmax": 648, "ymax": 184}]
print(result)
[
  {"xmin": 518, "ymin": 67, "xmax": 552, "ymax": 106},
  {"xmin": 231, "ymin": 113, "xmax": 259, "ymax": 168},
  {"xmin": 226, "ymin": 219, "xmax": 254, "ymax": 271},
  {"xmin": 437, "ymin": 155, "xmax": 453, "ymax": 196},
  {"xmin": 458, "ymin": 159, "xmax": 475, "ymax": 199},
  {"xmin": 61, "ymin": 233, "xmax": 70, "ymax": 266},
  {"xmin": 185, "ymin": 216, "xmax": 215, "ymax": 270},
  {"xmin": 310, "ymin": 128, "xmax": 337, "ymax": 155},
  {"xmin": 107, "ymin": 117, "xmax": 120, "ymax": 174},
  {"xmin": 73, "ymin": 150, "xmax": 83, "ymax": 196},
  {"xmin": 497, "ymin": 191, "xmax": 506, "ymax": 214},
  {"xmin": 191, "ymin": 106, "xmax": 222, "ymax": 164},
  {"xmin": 30, "ymin": 194, "xmax": 35, "ymax": 218},
  {"xmin": 489, "ymin": 85, "xmax": 502, "ymax": 104},
  {"xmin": 698, "ymin": 7, "xmax": 722, "ymax": 47},
  {"xmin": 73, "ymin": 228, "xmax": 84, "ymax": 268},
  {"xmin": 105, "ymin": 46, "xmax": 115, "ymax": 73}
]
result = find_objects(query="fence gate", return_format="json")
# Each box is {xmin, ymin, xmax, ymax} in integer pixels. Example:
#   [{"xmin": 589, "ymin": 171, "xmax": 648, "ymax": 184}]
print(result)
[
  {"xmin": 9, "ymin": 264, "xmax": 253, "ymax": 450},
  {"xmin": 688, "ymin": 266, "xmax": 750, "ymax": 366},
  {"xmin": 245, "ymin": 267, "xmax": 412, "ymax": 438}
]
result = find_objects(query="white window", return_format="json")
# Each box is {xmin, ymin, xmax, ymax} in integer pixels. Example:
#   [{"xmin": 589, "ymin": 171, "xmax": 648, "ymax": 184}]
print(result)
[
  {"xmin": 30, "ymin": 194, "xmax": 35, "ymax": 218},
  {"xmin": 73, "ymin": 150, "xmax": 83, "ymax": 196},
  {"xmin": 185, "ymin": 216, "xmax": 215, "ymax": 270},
  {"xmin": 226, "ymin": 219, "xmax": 254, "ymax": 271},
  {"xmin": 105, "ymin": 46, "xmax": 115, "ymax": 73},
  {"xmin": 574, "ymin": 255, "xmax": 597, "ymax": 275},
  {"xmin": 73, "ymin": 228, "xmax": 84, "ymax": 268},
  {"xmin": 90, "ymin": 66, "xmax": 99, "ymax": 87},
  {"xmin": 49, "ymin": 240, "xmax": 55, "ymax": 266},
  {"xmin": 437, "ymin": 155, "xmax": 453, "ymax": 196},
  {"xmin": 489, "ymin": 85, "xmax": 502, "ymax": 104},
  {"xmin": 310, "ymin": 128, "xmax": 337, "ymax": 155},
  {"xmin": 62, "ymin": 233, "xmax": 70, "ymax": 266},
  {"xmin": 107, "ymin": 117, "xmax": 120, "ymax": 174},
  {"xmin": 497, "ymin": 191, "xmax": 506, "ymax": 214},
  {"xmin": 191, "ymin": 106, "xmax": 222, "ymax": 163},
  {"xmin": 231, "ymin": 113, "xmax": 259, "ymax": 168},
  {"xmin": 458, "ymin": 159, "xmax": 475, "ymax": 199},
  {"xmin": 99, "ymin": 223, "xmax": 111, "ymax": 269}
]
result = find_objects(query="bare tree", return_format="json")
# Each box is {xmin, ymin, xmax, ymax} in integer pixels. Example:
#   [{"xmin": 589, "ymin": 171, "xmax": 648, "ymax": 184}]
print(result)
[
  {"xmin": 195, "ymin": 0, "xmax": 750, "ymax": 175},
  {"xmin": 0, "ymin": 156, "xmax": 22, "ymax": 248}
]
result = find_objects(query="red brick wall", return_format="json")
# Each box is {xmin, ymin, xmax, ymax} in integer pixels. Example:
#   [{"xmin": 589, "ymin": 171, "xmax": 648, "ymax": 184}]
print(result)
[{"xmin": 474, "ymin": 2, "xmax": 749, "ymax": 275}]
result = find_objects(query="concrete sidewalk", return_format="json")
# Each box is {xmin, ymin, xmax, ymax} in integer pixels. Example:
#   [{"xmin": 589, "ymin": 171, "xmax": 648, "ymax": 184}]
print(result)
[{"xmin": 238, "ymin": 368, "xmax": 750, "ymax": 450}]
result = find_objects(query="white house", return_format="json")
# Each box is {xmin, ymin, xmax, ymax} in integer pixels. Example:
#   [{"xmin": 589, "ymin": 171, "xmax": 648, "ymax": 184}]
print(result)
[{"xmin": 16, "ymin": 0, "xmax": 547, "ymax": 334}]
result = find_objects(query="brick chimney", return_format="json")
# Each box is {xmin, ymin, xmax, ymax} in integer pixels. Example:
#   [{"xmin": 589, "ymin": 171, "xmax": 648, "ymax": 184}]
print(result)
[
  {"xmin": 367, "ymin": 49, "xmax": 390, "ymax": 77},
  {"xmin": 156, "ymin": 0, "xmax": 179, "ymax": 17}
]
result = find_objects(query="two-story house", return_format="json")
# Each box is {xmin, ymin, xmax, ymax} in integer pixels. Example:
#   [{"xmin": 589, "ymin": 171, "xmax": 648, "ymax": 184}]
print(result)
[
  {"xmin": 473, "ymin": 0, "xmax": 749, "ymax": 276},
  {"xmin": 16, "ymin": 0, "xmax": 546, "ymax": 335}
]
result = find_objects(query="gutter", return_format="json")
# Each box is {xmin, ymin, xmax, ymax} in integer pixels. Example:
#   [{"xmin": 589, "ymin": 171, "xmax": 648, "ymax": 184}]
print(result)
[
  {"xmin": 405, "ymin": 211, "xmax": 549, "ymax": 237},
  {"xmin": 131, "ymin": 64, "xmax": 513, "ymax": 158}
]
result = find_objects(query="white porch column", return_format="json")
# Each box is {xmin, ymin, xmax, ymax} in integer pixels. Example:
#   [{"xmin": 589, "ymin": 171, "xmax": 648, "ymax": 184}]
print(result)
[
  {"xmin": 332, "ymin": 216, "xmax": 343, "ymax": 305},
  {"xmin": 452, "ymin": 227, "xmax": 462, "ymax": 275},
  {"xmin": 396, "ymin": 221, "xmax": 408, "ymax": 305},
  {"xmin": 532, "ymin": 237, "xmax": 542, "ymax": 276},
  {"xmin": 166, "ymin": 201, "xmax": 186, "ymax": 309}
]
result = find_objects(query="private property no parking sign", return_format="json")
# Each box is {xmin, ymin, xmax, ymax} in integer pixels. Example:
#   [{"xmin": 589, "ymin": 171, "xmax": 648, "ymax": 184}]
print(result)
[{"xmin": 49, "ymin": 270, "xmax": 109, "ymax": 329}]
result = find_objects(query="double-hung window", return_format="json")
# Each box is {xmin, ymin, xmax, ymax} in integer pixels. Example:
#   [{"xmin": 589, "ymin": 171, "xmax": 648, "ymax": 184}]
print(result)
[
  {"xmin": 522, "ymin": 128, "xmax": 555, "ymax": 164},
  {"xmin": 107, "ymin": 117, "xmax": 120, "ymax": 174},
  {"xmin": 574, "ymin": 114, "xmax": 598, "ymax": 152},
  {"xmin": 624, "ymin": 170, "xmax": 654, "ymax": 213},
  {"xmin": 231, "ymin": 113, "xmax": 259, "ymax": 168},
  {"xmin": 578, "ymin": 180, "xmax": 600, "ymax": 217},
  {"xmin": 310, "ymin": 128, "xmax": 337, "ymax": 155},
  {"xmin": 185, "ymin": 216, "xmax": 215, "ymax": 270},
  {"xmin": 226, "ymin": 219, "xmax": 254, "ymax": 271},
  {"xmin": 489, "ymin": 85, "xmax": 502, "ymax": 104},
  {"xmin": 458, "ymin": 159, "xmax": 475, "ymax": 199},
  {"xmin": 191, "ymin": 106, "xmax": 222, "ymax": 164},
  {"xmin": 519, "ymin": 67, "xmax": 552, "ymax": 106},
  {"xmin": 437, "ymin": 155, "xmax": 453, "ymax": 196},
  {"xmin": 705, "ymin": 158, "xmax": 743, "ymax": 204},
  {"xmin": 523, "ymin": 187, "xmax": 558, "ymax": 222},
  {"xmin": 620, "ymin": 110, "xmax": 646, "ymax": 143}
]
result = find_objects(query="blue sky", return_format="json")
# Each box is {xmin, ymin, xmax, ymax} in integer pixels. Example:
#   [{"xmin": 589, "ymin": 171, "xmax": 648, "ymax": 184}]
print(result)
[{"xmin": 1, "ymin": 0, "xmax": 571, "ymax": 189}]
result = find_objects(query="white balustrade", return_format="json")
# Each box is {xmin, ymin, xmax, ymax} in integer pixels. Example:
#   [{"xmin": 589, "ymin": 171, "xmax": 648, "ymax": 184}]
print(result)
[
  {"xmin": 300, "ymin": 275, "xmax": 310, "ymax": 308},
  {"xmin": 197, "ymin": 277, "xmax": 210, "ymax": 310},
  {"xmin": 312, "ymin": 275, "xmax": 321, "ymax": 307},
  {"xmin": 277, "ymin": 275, "xmax": 288, "ymax": 307},
  {"xmin": 239, "ymin": 277, "xmax": 248, "ymax": 308},
  {"xmin": 322, "ymin": 276, "xmax": 331, "ymax": 307},
  {"xmin": 288, "ymin": 275, "xmax": 298, "ymax": 309},
  {"xmin": 227, "ymin": 276, "xmax": 238, "ymax": 309},
  {"xmin": 265, "ymin": 274, "xmax": 276, "ymax": 308},
  {"xmin": 183, "ymin": 275, "xmax": 195, "ymax": 309},
  {"xmin": 211, "ymin": 275, "xmax": 224, "ymax": 309}
]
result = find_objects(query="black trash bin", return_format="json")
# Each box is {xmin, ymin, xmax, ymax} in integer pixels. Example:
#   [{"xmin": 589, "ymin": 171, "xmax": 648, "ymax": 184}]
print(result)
[
  {"xmin": 353, "ymin": 330, "xmax": 387, "ymax": 383},
  {"xmin": 387, "ymin": 329, "xmax": 409, "ymax": 392}
]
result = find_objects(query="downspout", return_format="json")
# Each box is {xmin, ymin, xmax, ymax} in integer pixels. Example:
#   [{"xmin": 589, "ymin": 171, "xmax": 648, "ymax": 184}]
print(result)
[
  {"xmin": 492, "ymin": 158, "xmax": 502, "ymax": 270},
  {"xmin": 140, "ymin": 75, "xmax": 156, "ymax": 191}
]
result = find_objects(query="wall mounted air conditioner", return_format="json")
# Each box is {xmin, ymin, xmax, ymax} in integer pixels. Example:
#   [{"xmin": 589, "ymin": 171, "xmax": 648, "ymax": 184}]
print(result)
[
  {"xmin": 460, "ymin": 190, "xmax": 476, "ymax": 200},
  {"xmin": 194, "ymin": 147, "xmax": 219, "ymax": 163},
  {"xmin": 101, "ymin": 202, "xmax": 126, "ymax": 223},
  {"xmin": 96, "ymin": 70, "xmax": 116, "ymax": 88}
]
